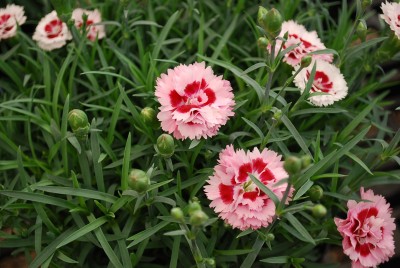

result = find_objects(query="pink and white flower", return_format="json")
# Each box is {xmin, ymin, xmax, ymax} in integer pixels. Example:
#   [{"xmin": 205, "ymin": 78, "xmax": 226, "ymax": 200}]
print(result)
[
  {"xmin": 334, "ymin": 188, "xmax": 396, "ymax": 268},
  {"xmin": 33, "ymin": 11, "xmax": 71, "ymax": 51},
  {"xmin": 293, "ymin": 60, "xmax": 348, "ymax": 106},
  {"xmin": 381, "ymin": 1, "xmax": 400, "ymax": 39},
  {"xmin": 155, "ymin": 62, "xmax": 235, "ymax": 140},
  {"xmin": 204, "ymin": 145, "xmax": 292, "ymax": 230},
  {"xmin": 72, "ymin": 8, "xmax": 105, "ymax": 41},
  {"xmin": 0, "ymin": 4, "xmax": 26, "ymax": 40},
  {"xmin": 270, "ymin": 20, "xmax": 333, "ymax": 67}
]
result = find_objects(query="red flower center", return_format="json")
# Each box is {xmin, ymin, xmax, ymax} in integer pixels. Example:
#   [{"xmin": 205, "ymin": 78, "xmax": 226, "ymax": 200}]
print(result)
[
  {"xmin": 44, "ymin": 19, "xmax": 63, "ymax": 39},
  {"xmin": 351, "ymin": 207, "xmax": 380, "ymax": 257},
  {"xmin": 219, "ymin": 158, "xmax": 275, "ymax": 204},
  {"xmin": 306, "ymin": 70, "xmax": 333, "ymax": 93},
  {"xmin": 169, "ymin": 79, "xmax": 216, "ymax": 113}
]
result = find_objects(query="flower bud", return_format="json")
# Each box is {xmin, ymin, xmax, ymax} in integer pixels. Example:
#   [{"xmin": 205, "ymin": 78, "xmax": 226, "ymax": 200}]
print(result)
[
  {"xmin": 300, "ymin": 56, "xmax": 312, "ymax": 68},
  {"xmin": 283, "ymin": 156, "xmax": 302, "ymax": 175},
  {"xmin": 257, "ymin": 6, "xmax": 268, "ymax": 29},
  {"xmin": 205, "ymin": 258, "xmax": 215, "ymax": 266},
  {"xmin": 264, "ymin": 8, "xmax": 283, "ymax": 38},
  {"xmin": 356, "ymin": 20, "xmax": 367, "ymax": 41},
  {"xmin": 301, "ymin": 155, "xmax": 312, "ymax": 169},
  {"xmin": 171, "ymin": 207, "xmax": 184, "ymax": 221},
  {"xmin": 189, "ymin": 210, "xmax": 209, "ymax": 226},
  {"xmin": 128, "ymin": 169, "xmax": 150, "ymax": 193},
  {"xmin": 257, "ymin": 37, "xmax": 269, "ymax": 49},
  {"xmin": 312, "ymin": 204, "xmax": 327, "ymax": 218},
  {"xmin": 273, "ymin": 109, "xmax": 282, "ymax": 121},
  {"xmin": 156, "ymin": 134, "xmax": 175, "ymax": 158},
  {"xmin": 308, "ymin": 185, "xmax": 324, "ymax": 202},
  {"xmin": 141, "ymin": 107, "xmax": 159, "ymax": 129},
  {"xmin": 68, "ymin": 109, "xmax": 90, "ymax": 140},
  {"xmin": 188, "ymin": 201, "xmax": 202, "ymax": 215},
  {"xmin": 266, "ymin": 233, "xmax": 275, "ymax": 241}
]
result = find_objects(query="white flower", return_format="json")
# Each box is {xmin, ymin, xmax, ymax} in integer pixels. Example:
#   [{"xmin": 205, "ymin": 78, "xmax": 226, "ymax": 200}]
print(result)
[
  {"xmin": 72, "ymin": 8, "xmax": 105, "ymax": 41},
  {"xmin": 270, "ymin": 20, "xmax": 333, "ymax": 67},
  {"xmin": 381, "ymin": 1, "xmax": 400, "ymax": 39},
  {"xmin": 0, "ymin": 4, "xmax": 26, "ymax": 40},
  {"xmin": 293, "ymin": 60, "xmax": 348, "ymax": 106},
  {"xmin": 32, "ymin": 11, "xmax": 72, "ymax": 51}
]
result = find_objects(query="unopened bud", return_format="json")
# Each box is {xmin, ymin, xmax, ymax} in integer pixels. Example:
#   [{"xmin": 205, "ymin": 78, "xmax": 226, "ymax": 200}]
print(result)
[
  {"xmin": 257, "ymin": 37, "xmax": 269, "ymax": 49},
  {"xmin": 205, "ymin": 258, "xmax": 215, "ymax": 266},
  {"xmin": 266, "ymin": 233, "xmax": 275, "ymax": 241},
  {"xmin": 171, "ymin": 207, "xmax": 184, "ymax": 221},
  {"xmin": 264, "ymin": 8, "xmax": 283, "ymax": 38},
  {"xmin": 308, "ymin": 185, "xmax": 323, "ymax": 202},
  {"xmin": 128, "ymin": 169, "xmax": 150, "ymax": 193},
  {"xmin": 189, "ymin": 210, "xmax": 209, "ymax": 226},
  {"xmin": 312, "ymin": 204, "xmax": 327, "ymax": 218},
  {"xmin": 188, "ymin": 201, "xmax": 202, "ymax": 215},
  {"xmin": 300, "ymin": 56, "xmax": 312, "ymax": 68},
  {"xmin": 156, "ymin": 134, "xmax": 175, "ymax": 158},
  {"xmin": 301, "ymin": 155, "xmax": 312, "ymax": 169},
  {"xmin": 273, "ymin": 109, "xmax": 282, "ymax": 121},
  {"xmin": 257, "ymin": 6, "xmax": 269, "ymax": 29},
  {"xmin": 283, "ymin": 156, "xmax": 302, "ymax": 175},
  {"xmin": 68, "ymin": 109, "xmax": 90, "ymax": 140},
  {"xmin": 141, "ymin": 107, "xmax": 159, "ymax": 129},
  {"xmin": 356, "ymin": 20, "xmax": 367, "ymax": 41}
]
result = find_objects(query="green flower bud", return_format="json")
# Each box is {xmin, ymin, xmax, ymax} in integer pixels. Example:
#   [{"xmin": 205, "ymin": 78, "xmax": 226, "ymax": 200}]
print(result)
[
  {"xmin": 205, "ymin": 258, "xmax": 215, "ymax": 266},
  {"xmin": 257, "ymin": 37, "xmax": 269, "ymax": 49},
  {"xmin": 312, "ymin": 204, "xmax": 327, "ymax": 218},
  {"xmin": 266, "ymin": 233, "xmax": 275, "ymax": 241},
  {"xmin": 128, "ymin": 169, "xmax": 150, "ymax": 193},
  {"xmin": 273, "ymin": 109, "xmax": 282, "ymax": 121},
  {"xmin": 257, "ymin": 6, "xmax": 268, "ymax": 29},
  {"xmin": 189, "ymin": 210, "xmax": 209, "ymax": 226},
  {"xmin": 362, "ymin": 0, "xmax": 372, "ymax": 10},
  {"xmin": 188, "ymin": 201, "xmax": 202, "ymax": 215},
  {"xmin": 264, "ymin": 8, "xmax": 283, "ymax": 38},
  {"xmin": 301, "ymin": 155, "xmax": 312, "ymax": 169},
  {"xmin": 356, "ymin": 20, "xmax": 367, "ymax": 41},
  {"xmin": 283, "ymin": 156, "xmax": 302, "ymax": 175},
  {"xmin": 141, "ymin": 107, "xmax": 159, "ymax": 129},
  {"xmin": 156, "ymin": 134, "xmax": 175, "ymax": 158},
  {"xmin": 171, "ymin": 207, "xmax": 184, "ymax": 221},
  {"xmin": 68, "ymin": 109, "xmax": 90, "ymax": 140},
  {"xmin": 300, "ymin": 56, "xmax": 312, "ymax": 68},
  {"xmin": 308, "ymin": 185, "xmax": 323, "ymax": 202}
]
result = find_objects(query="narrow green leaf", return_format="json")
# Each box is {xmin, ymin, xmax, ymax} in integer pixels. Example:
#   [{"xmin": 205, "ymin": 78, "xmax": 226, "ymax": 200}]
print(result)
[
  {"xmin": 260, "ymin": 256, "xmax": 289, "ymax": 263},
  {"xmin": 121, "ymin": 132, "xmax": 132, "ymax": 191},
  {"xmin": 248, "ymin": 174, "xmax": 279, "ymax": 205},
  {"xmin": 281, "ymin": 115, "xmax": 313, "ymax": 158},
  {"xmin": 345, "ymin": 152, "xmax": 373, "ymax": 175},
  {"xmin": 34, "ymin": 186, "xmax": 117, "ymax": 203},
  {"xmin": 0, "ymin": 191, "xmax": 75, "ymax": 210},
  {"xmin": 242, "ymin": 117, "xmax": 264, "ymax": 139},
  {"xmin": 215, "ymin": 249, "xmax": 254, "ymax": 256},
  {"xmin": 127, "ymin": 221, "xmax": 169, "ymax": 247},
  {"xmin": 285, "ymin": 212, "xmax": 315, "ymax": 245},
  {"xmin": 293, "ymin": 180, "xmax": 314, "ymax": 200}
]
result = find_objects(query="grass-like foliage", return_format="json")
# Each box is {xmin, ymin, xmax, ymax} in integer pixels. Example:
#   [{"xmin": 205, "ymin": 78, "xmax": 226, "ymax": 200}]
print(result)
[{"xmin": 0, "ymin": 0, "xmax": 399, "ymax": 267}]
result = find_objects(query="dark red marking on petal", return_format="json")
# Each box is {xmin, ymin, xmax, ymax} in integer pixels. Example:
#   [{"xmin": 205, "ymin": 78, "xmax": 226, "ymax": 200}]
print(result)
[
  {"xmin": 356, "ymin": 243, "xmax": 372, "ymax": 257},
  {"xmin": 243, "ymin": 191, "xmax": 258, "ymax": 201},
  {"xmin": 169, "ymin": 90, "xmax": 184, "ymax": 107},
  {"xmin": 357, "ymin": 207, "xmax": 378, "ymax": 224},
  {"xmin": 202, "ymin": 88, "xmax": 216, "ymax": 106},
  {"xmin": 237, "ymin": 163, "xmax": 252, "ymax": 183},
  {"xmin": 184, "ymin": 80, "xmax": 201, "ymax": 96},
  {"xmin": 252, "ymin": 158, "xmax": 266, "ymax": 174},
  {"xmin": 219, "ymin": 184, "xmax": 234, "ymax": 204},
  {"xmin": 260, "ymin": 168, "xmax": 275, "ymax": 182},
  {"xmin": 289, "ymin": 34, "xmax": 298, "ymax": 39},
  {"xmin": 300, "ymin": 38, "xmax": 312, "ymax": 48},
  {"xmin": 176, "ymin": 104, "xmax": 199, "ymax": 113},
  {"xmin": 200, "ymin": 78, "xmax": 207, "ymax": 89},
  {"xmin": 1, "ymin": 14, "xmax": 11, "ymax": 23}
]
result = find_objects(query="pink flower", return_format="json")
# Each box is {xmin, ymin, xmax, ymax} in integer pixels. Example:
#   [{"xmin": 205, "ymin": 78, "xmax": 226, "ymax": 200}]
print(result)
[
  {"xmin": 270, "ymin": 20, "xmax": 333, "ymax": 67},
  {"xmin": 293, "ymin": 60, "xmax": 348, "ymax": 106},
  {"xmin": 0, "ymin": 4, "xmax": 26, "ymax": 40},
  {"xmin": 155, "ymin": 62, "xmax": 235, "ymax": 140},
  {"xmin": 204, "ymin": 145, "xmax": 292, "ymax": 230},
  {"xmin": 334, "ymin": 188, "xmax": 396, "ymax": 268},
  {"xmin": 33, "ymin": 11, "xmax": 71, "ymax": 51},
  {"xmin": 381, "ymin": 1, "xmax": 400, "ymax": 39},
  {"xmin": 72, "ymin": 8, "xmax": 105, "ymax": 41}
]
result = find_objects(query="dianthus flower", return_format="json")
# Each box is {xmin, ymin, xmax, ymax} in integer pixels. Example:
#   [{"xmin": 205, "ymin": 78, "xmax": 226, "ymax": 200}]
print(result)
[
  {"xmin": 72, "ymin": 8, "xmax": 105, "ymax": 41},
  {"xmin": 155, "ymin": 62, "xmax": 235, "ymax": 140},
  {"xmin": 204, "ymin": 145, "xmax": 292, "ymax": 230},
  {"xmin": 380, "ymin": 1, "xmax": 400, "ymax": 39},
  {"xmin": 0, "ymin": 4, "xmax": 26, "ymax": 40},
  {"xmin": 270, "ymin": 20, "xmax": 333, "ymax": 67},
  {"xmin": 33, "ymin": 11, "xmax": 71, "ymax": 51},
  {"xmin": 293, "ymin": 60, "xmax": 348, "ymax": 106},
  {"xmin": 334, "ymin": 188, "xmax": 396, "ymax": 268}
]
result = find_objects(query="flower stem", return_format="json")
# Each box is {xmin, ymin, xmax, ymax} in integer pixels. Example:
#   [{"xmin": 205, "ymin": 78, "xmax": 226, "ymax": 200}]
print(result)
[{"xmin": 264, "ymin": 40, "xmax": 276, "ymax": 104}]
